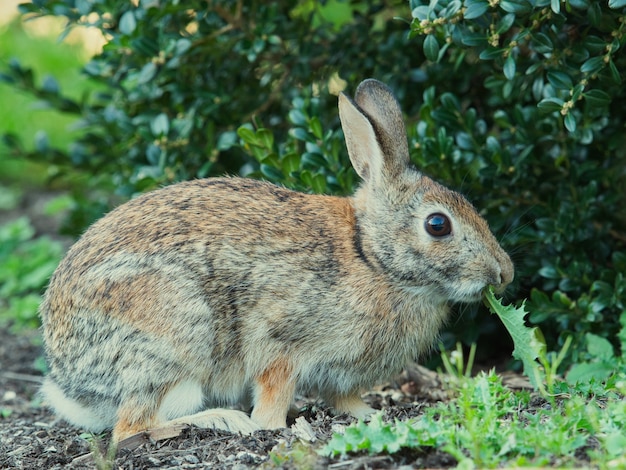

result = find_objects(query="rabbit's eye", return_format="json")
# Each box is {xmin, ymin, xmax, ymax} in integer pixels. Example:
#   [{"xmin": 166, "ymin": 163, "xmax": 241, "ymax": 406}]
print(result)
[{"xmin": 425, "ymin": 213, "xmax": 452, "ymax": 237}]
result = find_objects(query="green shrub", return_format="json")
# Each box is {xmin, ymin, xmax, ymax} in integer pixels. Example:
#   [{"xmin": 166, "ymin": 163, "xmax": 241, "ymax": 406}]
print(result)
[
  {"xmin": 1, "ymin": 0, "xmax": 625, "ymax": 363},
  {"xmin": 0, "ymin": 217, "xmax": 63, "ymax": 331}
]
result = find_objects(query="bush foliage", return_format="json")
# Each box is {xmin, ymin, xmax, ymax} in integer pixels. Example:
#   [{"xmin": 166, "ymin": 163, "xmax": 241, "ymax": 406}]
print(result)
[{"xmin": 2, "ymin": 0, "xmax": 625, "ymax": 363}]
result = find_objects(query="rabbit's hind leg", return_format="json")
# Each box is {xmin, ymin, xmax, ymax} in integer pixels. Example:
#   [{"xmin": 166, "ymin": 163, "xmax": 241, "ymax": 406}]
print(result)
[
  {"xmin": 112, "ymin": 379, "xmax": 204, "ymax": 442},
  {"xmin": 250, "ymin": 357, "xmax": 296, "ymax": 430},
  {"xmin": 332, "ymin": 392, "xmax": 375, "ymax": 420}
]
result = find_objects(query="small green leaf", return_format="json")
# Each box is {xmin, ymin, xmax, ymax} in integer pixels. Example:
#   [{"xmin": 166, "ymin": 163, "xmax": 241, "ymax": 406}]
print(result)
[
  {"xmin": 479, "ymin": 48, "xmax": 505, "ymax": 60},
  {"xmin": 537, "ymin": 97, "xmax": 564, "ymax": 113},
  {"xmin": 119, "ymin": 10, "xmax": 137, "ymax": 35},
  {"xmin": 237, "ymin": 126, "xmax": 258, "ymax": 145},
  {"xmin": 424, "ymin": 35, "xmax": 440, "ymax": 62},
  {"xmin": 563, "ymin": 112, "xmax": 576, "ymax": 132},
  {"xmin": 609, "ymin": 59, "xmax": 621, "ymax": 84},
  {"xmin": 500, "ymin": 0, "xmax": 532, "ymax": 14},
  {"xmin": 550, "ymin": 0, "xmax": 560, "ymax": 13},
  {"xmin": 608, "ymin": 0, "xmax": 626, "ymax": 8},
  {"xmin": 530, "ymin": 32, "xmax": 553, "ymax": 54},
  {"xmin": 289, "ymin": 127, "xmax": 311, "ymax": 142},
  {"xmin": 580, "ymin": 56, "xmax": 604, "ymax": 74},
  {"xmin": 260, "ymin": 164, "xmax": 284, "ymax": 181},
  {"xmin": 150, "ymin": 113, "xmax": 169, "ymax": 137},
  {"xmin": 464, "ymin": 0, "xmax": 489, "ymax": 19},
  {"xmin": 496, "ymin": 13, "xmax": 516, "ymax": 34},
  {"xmin": 503, "ymin": 55, "xmax": 516, "ymax": 80},
  {"xmin": 584, "ymin": 89, "xmax": 611, "ymax": 108},
  {"xmin": 281, "ymin": 153, "xmax": 301, "ymax": 174},
  {"xmin": 309, "ymin": 116, "xmax": 323, "ymax": 140},
  {"xmin": 547, "ymin": 71, "xmax": 572, "ymax": 90},
  {"xmin": 288, "ymin": 109, "xmax": 307, "ymax": 126},
  {"xmin": 217, "ymin": 131, "xmax": 238, "ymax": 151}
]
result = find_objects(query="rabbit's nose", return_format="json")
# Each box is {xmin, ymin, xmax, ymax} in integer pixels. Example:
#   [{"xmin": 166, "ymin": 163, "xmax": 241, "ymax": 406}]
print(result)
[{"xmin": 495, "ymin": 254, "xmax": 514, "ymax": 291}]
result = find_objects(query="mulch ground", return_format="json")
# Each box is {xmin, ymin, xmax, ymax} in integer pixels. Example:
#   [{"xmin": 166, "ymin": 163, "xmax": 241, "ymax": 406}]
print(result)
[{"xmin": 0, "ymin": 324, "xmax": 468, "ymax": 469}]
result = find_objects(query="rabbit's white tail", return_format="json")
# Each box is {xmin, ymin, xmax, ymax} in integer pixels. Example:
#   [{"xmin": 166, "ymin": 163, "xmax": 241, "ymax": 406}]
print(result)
[{"xmin": 41, "ymin": 378, "xmax": 116, "ymax": 432}]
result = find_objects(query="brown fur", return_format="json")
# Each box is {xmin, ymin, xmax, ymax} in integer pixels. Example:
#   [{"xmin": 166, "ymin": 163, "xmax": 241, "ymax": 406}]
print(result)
[{"xmin": 39, "ymin": 79, "xmax": 514, "ymax": 440}]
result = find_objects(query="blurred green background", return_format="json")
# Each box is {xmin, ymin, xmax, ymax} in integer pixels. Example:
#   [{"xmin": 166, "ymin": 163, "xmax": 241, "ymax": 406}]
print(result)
[{"xmin": 1, "ymin": 0, "xmax": 625, "ymax": 373}]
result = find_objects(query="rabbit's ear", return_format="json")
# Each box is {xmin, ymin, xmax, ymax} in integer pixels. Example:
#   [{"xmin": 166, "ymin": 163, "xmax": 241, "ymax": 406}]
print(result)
[{"xmin": 338, "ymin": 79, "xmax": 410, "ymax": 185}]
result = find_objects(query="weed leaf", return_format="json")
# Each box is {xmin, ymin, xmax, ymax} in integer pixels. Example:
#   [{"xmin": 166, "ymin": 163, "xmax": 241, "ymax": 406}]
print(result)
[{"xmin": 483, "ymin": 287, "xmax": 546, "ymax": 389}]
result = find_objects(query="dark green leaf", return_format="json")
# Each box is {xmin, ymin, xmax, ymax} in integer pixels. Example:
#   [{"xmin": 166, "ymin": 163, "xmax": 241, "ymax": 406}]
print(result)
[
  {"xmin": 503, "ymin": 55, "xmax": 516, "ymax": 80},
  {"xmin": 584, "ymin": 89, "xmax": 611, "ymax": 108},
  {"xmin": 500, "ymin": 0, "xmax": 533, "ymax": 14},
  {"xmin": 423, "ymin": 35, "xmax": 440, "ymax": 62},
  {"xmin": 464, "ymin": 0, "xmax": 489, "ymax": 19},
  {"xmin": 564, "ymin": 112, "xmax": 576, "ymax": 132},
  {"xmin": 496, "ymin": 13, "xmax": 516, "ymax": 34},
  {"xmin": 289, "ymin": 127, "xmax": 312, "ymax": 142},
  {"xmin": 537, "ymin": 97, "xmax": 563, "ymax": 113},
  {"xmin": 260, "ymin": 164, "xmax": 284, "ymax": 181},
  {"xmin": 580, "ymin": 56, "xmax": 604, "ymax": 74},
  {"xmin": 530, "ymin": 32, "xmax": 553, "ymax": 54},
  {"xmin": 546, "ymin": 71, "xmax": 572, "ymax": 90},
  {"xmin": 479, "ymin": 48, "xmax": 505, "ymax": 60},
  {"xmin": 609, "ymin": 59, "xmax": 621, "ymax": 84}
]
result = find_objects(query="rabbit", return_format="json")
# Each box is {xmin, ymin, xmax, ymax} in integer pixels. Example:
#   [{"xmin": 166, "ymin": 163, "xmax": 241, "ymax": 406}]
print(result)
[{"xmin": 39, "ymin": 78, "xmax": 514, "ymax": 443}]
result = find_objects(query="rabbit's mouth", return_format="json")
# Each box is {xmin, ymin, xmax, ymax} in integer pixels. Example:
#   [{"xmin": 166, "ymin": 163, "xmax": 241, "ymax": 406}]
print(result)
[{"xmin": 446, "ymin": 284, "xmax": 488, "ymax": 304}]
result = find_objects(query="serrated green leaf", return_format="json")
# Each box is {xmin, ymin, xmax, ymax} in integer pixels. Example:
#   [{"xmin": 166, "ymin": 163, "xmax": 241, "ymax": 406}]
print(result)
[{"xmin": 483, "ymin": 287, "xmax": 546, "ymax": 389}]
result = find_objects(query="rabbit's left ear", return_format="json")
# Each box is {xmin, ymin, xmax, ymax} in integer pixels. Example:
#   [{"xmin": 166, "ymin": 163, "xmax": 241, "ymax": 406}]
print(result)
[{"xmin": 338, "ymin": 79, "xmax": 410, "ymax": 185}]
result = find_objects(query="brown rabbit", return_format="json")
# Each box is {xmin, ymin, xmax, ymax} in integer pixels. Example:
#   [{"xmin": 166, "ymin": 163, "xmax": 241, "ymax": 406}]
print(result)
[{"xmin": 40, "ymin": 79, "xmax": 514, "ymax": 442}]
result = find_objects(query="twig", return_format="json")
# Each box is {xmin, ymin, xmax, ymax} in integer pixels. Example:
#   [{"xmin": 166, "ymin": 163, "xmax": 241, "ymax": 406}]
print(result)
[{"xmin": 1, "ymin": 372, "xmax": 44, "ymax": 384}]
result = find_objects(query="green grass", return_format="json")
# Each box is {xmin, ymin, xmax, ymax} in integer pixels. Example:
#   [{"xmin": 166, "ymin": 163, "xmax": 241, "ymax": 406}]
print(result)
[
  {"xmin": 0, "ymin": 17, "xmax": 96, "ymax": 184},
  {"xmin": 322, "ymin": 371, "xmax": 626, "ymax": 468}
]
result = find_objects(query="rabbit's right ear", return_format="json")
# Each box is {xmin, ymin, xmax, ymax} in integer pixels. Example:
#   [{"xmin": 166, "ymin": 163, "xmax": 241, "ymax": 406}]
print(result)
[{"xmin": 338, "ymin": 79, "xmax": 410, "ymax": 185}]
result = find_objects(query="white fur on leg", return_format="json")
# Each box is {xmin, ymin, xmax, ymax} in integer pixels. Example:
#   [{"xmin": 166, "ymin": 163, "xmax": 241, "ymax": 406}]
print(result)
[{"xmin": 157, "ymin": 379, "xmax": 204, "ymax": 420}]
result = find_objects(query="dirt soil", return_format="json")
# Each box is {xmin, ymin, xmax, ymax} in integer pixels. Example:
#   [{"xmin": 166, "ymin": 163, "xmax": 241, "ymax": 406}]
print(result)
[{"xmin": 0, "ymin": 324, "xmax": 473, "ymax": 470}]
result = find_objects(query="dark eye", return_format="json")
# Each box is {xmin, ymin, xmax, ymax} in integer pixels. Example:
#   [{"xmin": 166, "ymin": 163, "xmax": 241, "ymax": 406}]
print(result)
[{"xmin": 425, "ymin": 213, "xmax": 452, "ymax": 237}]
